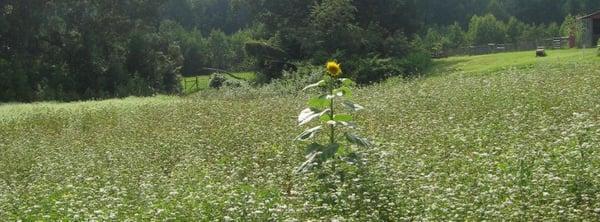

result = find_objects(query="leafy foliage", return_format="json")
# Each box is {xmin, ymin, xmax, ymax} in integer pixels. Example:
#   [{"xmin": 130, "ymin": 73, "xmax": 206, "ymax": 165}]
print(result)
[
  {"xmin": 349, "ymin": 56, "xmax": 404, "ymax": 84},
  {"xmin": 468, "ymin": 14, "xmax": 507, "ymax": 45},
  {"xmin": 208, "ymin": 73, "xmax": 227, "ymax": 89},
  {"xmin": 249, "ymin": 0, "xmax": 429, "ymax": 82},
  {"xmin": 0, "ymin": 1, "xmax": 258, "ymax": 102},
  {"xmin": 244, "ymin": 41, "xmax": 291, "ymax": 83},
  {"xmin": 399, "ymin": 51, "xmax": 433, "ymax": 76},
  {"xmin": 306, "ymin": 0, "xmax": 360, "ymax": 57},
  {"xmin": 0, "ymin": 1, "xmax": 184, "ymax": 101}
]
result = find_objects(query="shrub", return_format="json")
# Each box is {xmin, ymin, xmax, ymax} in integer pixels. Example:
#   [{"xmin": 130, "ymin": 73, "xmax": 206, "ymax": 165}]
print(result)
[
  {"xmin": 223, "ymin": 79, "xmax": 243, "ymax": 88},
  {"xmin": 248, "ymin": 63, "xmax": 324, "ymax": 94},
  {"xmin": 282, "ymin": 62, "xmax": 324, "ymax": 86},
  {"xmin": 208, "ymin": 73, "xmax": 246, "ymax": 89},
  {"xmin": 208, "ymin": 73, "xmax": 227, "ymax": 89},
  {"xmin": 399, "ymin": 51, "xmax": 432, "ymax": 76},
  {"xmin": 350, "ymin": 56, "xmax": 404, "ymax": 84}
]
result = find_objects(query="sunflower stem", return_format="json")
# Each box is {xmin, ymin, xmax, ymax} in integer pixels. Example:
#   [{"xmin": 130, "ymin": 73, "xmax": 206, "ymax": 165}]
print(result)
[{"xmin": 329, "ymin": 79, "xmax": 335, "ymax": 145}]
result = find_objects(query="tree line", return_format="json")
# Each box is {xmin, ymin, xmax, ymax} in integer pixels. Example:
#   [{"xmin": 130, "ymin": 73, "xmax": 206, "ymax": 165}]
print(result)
[
  {"xmin": 421, "ymin": 14, "xmax": 587, "ymax": 54},
  {"xmin": 418, "ymin": 0, "xmax": 600, "ymax": 26},
  {"xmin": 0, "ymin": 1, "xmax": 256, "ymax": 102},
  {"xmin": 1, "ymin": 0, "xmax": 599, "ymax": 102}
]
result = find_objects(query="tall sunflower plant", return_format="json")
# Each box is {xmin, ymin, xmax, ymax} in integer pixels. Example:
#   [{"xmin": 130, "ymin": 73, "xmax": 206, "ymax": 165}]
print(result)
[{"xmin": 295, "ymin": 61, "xmax": 371, "ymax": 173}]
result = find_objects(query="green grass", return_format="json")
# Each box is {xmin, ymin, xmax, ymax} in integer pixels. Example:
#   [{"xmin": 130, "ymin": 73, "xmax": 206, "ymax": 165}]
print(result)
[
  {"xmin": 1, "ymin": 50, "xmax": 600, "ymax": 220},
  {"xmin": 181, "ymin": 72, "xmax": 255, "ymax": 94},
  {"xmin": 432, "ymin": 48, "xmax": 597, "ymax": 74}
]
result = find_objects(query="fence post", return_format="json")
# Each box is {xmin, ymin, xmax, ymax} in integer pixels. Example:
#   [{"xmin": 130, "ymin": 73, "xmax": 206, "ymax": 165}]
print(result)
[{"xmin": 195, "ymin": 76, "xmax": 199, "ymax": 91}]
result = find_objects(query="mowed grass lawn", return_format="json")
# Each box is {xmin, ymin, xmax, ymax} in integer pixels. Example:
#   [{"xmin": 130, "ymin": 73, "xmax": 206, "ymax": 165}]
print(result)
[
  {"xmin": 432, "ymin": 48, "xmax": 597, "ymax": 74},
  {"xmin": 1, "ymin": 49, "xmax": 600, "ymax": 220}
]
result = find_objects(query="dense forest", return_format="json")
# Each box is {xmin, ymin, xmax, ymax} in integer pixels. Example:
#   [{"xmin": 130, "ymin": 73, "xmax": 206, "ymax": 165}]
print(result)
[{"xmin": 1, "ymin": 0, "xmax": 599, "ymax": 102}]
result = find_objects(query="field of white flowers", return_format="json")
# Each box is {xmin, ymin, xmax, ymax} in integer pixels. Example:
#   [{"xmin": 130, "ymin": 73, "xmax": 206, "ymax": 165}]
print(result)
[{"xmin": 1, "ymin": 50, "xmax": 599, "ymax": 220}]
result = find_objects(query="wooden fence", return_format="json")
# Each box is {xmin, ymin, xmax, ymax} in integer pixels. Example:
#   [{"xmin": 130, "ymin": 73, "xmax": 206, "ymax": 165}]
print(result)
[
  {"xmin": 183, "ymin": 76, "xmax": 202, "ymax": 93},
  {"xmin": 442, "ymin": 37, "xmax": 571, "ymax": 57}
]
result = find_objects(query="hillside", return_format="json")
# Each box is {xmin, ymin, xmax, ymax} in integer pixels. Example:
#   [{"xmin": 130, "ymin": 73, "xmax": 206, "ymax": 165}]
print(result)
[{"xmin": 1, "ymin": 49, "xmax": 600, "ymax": 220}]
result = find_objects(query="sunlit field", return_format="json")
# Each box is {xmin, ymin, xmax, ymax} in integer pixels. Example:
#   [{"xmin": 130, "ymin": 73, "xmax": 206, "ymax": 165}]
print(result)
[{"xmin": 1, "ymin": 50, "xmax": 600, "ymax": 220}]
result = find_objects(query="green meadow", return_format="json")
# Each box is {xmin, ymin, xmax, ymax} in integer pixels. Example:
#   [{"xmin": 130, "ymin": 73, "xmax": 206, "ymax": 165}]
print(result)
[{"xmin": 1, "ymin": 49, "xmax": 600, "ymax": 220}]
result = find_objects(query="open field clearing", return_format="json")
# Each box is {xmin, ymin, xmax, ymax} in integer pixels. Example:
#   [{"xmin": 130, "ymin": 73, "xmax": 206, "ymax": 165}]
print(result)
[
  {"xmin": 1, "ymin": 50, "xmax": 600, "ymax": 220},
  {"xmin": 432, "ymin": 48, "xmax": 598, "ymax": 74}
]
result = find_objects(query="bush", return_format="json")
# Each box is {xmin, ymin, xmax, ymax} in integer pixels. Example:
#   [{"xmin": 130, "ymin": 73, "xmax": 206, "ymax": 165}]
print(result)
[
  {"xmin": 399, "ymin": 52, "xmax": 432, "ymax": 76},
  {"xmin": 223, "ymin": 79, "xmax": 243, "ymax": 88},
  {"xmin": 350, "ymin": 55, "xmax": 404, "ymax": 84},
  {"xmin": 249, "ymin": 63, "xmax": 324, "ymax": 94},
  {"xmin": 208, "ymin": 73, "xmax": 227, "ymax": 89},
  {"xmin": 208, "ymin": 73, "xmax": 246, "ymax": 89},
  {"xmin": 284, "ymin": 63, "xmax": 323, "ymax": 87},
  {"xmin": 283, "ymin": 62, "xmax": 323, "ymax": 84},
  {"xmin": 345, "ymin": 52, "xmax": 431, "ymax": 85}
]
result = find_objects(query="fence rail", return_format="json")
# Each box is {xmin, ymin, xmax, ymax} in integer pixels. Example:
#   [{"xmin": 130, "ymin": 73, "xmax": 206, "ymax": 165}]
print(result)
[
  {"xmin": 442, "ymin": 37, "xmax": 572, "ymax": 57},
  {"xmin": 183, "ymin": 76, "xmax": 201, "ymax": 93}
]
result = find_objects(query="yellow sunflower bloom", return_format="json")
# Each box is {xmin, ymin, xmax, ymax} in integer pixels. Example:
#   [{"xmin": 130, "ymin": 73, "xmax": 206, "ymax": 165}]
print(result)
[{"xmin": 326, "ymin": 61, "xmax": 342, "ymax": 77}]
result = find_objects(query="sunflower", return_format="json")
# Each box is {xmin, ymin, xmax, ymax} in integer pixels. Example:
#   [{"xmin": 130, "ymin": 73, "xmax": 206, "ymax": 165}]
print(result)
[{"xmin": 326, "ymin": 61, "xmax": 342, "ymax": 77}]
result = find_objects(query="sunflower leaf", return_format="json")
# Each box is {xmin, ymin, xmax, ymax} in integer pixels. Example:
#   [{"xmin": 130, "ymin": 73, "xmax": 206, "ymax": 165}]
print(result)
[
  {"xmin": 308, "ymin": 96, "xmax": 331, "ymax": 109},
  {"xmin": 298, "ymin": 108, "xmax": 330, "ymax": 126},
  {"xmin": 345, "ymin": 133, "xmax": 371, "ymax": 147},
  {"xmin": 302, "ymin": 80, "xmax": 326, "ymax": 91},
  {"xmin": 295, "ymin": 126, "xmax": 323, "ymax": 141},
  {"xmin": 342, "ymin": 101, "xmax": 365, "ymax": 111}
]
